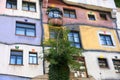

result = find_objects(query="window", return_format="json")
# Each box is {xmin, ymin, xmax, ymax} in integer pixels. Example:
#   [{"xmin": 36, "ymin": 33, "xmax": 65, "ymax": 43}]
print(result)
[
  {"xmin": 100, "ymin": 13, "xmax": 107, "ymax": 20},
  {"xmin": 68, "ymin": 31, "xmax": 81, "ymax": 48},
  {"xmin": 29, "ymin": 52, "xmax": 38, "ymax": 64},
  {"xmin": 50, "ymin": 31, "xmax": 57, "ymax": 39},
  {"xmin": 6, "ymin": 0, "xmax": 17, "ymax": 9},
  {"xmin": 10, "ymin": 50, "xmax": 23, "ymax": 65},
  {"xmin": 16, "ymin": 22, "xmax": 36, "ymax": 36},
  {"xmin": 48, "ymin": 8, "xmax": 62, "ymax": 18},
  {"xmin": 99, "ymin": 34, "xmax": 113, "ymax": 46},
  {"xmin": 88, "ymin": 14, "xmax": 96, "ymax": 20},
  {"xmin": 112, "ymin": 59, "xmax": 120, "ymax": 73},
  {"xmin": 22, "ymin": 1, "xmax": 36, "ymax": 12},
  {"xmin": 64, "ymin": 9, "xmax": 76, "ymax": 18},
  {"xmin": 98, "ymin": 58, "xmax": 109, "ymax": 68}
]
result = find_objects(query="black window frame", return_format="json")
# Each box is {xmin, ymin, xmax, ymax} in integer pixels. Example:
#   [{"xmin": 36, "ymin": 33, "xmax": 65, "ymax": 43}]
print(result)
[
  {"xmin": 29, "ymin": 52, "xmax": 38, "ymax": 64},
  {"xmin": 6, "ymin": 0, "xmax": 17, "ymax": 9},
  {"xmin": 88, "ymin": 14, "xmax": 96, "ymax": 21},
  {"xmin": 10, "ymin": 50, "xmax": 23, "ymax": 65},
  {"xmin": 112, "ymin": 59, "xmax": 120, "ymax": 73},
  {"xmin": 16, "ymin": 22, "xmax": 36, "ymax": 37},
  {"xmin": 47, "ymin": 7, "xmax": 62, "ymax": 18},
  {"xmin": 63, "ymin": 9, "xmax": 76, "ymax": 18},
  {"xmin": 68, "ymin": 31, "xmax": 81, "ymax": 48},
  {"xmin": 98, "ymin": 58, "xmax": 109, "ymax": 68},
  {"xmin": 99, "ymin": 34, "xmax": 113, "ymax": 46},
  {"xmin": 99, "ymin": 13, "xmax": 107, "ymax": 20},
  {"xmin": 22, "ymin": 1, "xmax": 36, "ymax": 12}
]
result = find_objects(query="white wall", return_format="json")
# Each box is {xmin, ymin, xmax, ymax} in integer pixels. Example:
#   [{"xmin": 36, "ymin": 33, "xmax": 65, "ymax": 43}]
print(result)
[
  {"xmin": 0, "ymin": 43, "xmax": 43, "ymax": 78},
  {"xmin": 83, "ymin": 51, "xmax": 120, "ymax": 80},
  {"xmin": 0, "ymin": 0, "xmax": 40, "ymax": 19}
]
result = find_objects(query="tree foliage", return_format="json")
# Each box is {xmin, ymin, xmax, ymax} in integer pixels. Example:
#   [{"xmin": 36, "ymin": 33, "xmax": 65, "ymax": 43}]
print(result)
[
  {"xmin": 44, "ymin": 28, "xmax": 82, "ymax": 80},
  {"xmin": 115, "ymin": 0, "xmax": 120, "ymax": 8}
]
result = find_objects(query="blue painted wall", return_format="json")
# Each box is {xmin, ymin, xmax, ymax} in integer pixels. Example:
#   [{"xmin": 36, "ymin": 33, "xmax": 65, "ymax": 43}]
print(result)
[{"xmin": 0, "ymin": 15, "xmax": 42, "ymax": 45}]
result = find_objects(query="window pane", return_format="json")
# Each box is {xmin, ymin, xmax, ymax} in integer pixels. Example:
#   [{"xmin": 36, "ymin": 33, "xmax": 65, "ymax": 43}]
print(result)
[
  {"xmin": 74, "ymin": 33, "xmax": 79, "ymax": 37},
  {"xmin": 74, "ymin": 38, "xmax": 79, "ymax": 42},
  {"xmin": 29, "ymin": 57, "xmax": 32, "ymax": 63},
  {"xmin": 29, "ymin": 3, "xmax": 36, "ymax": 11},
  {"xmin": 26, "ymin": 29, "xmax": 35, "ymax": 36},
  {"xmin": 17, "ymin": 57, "xmax": 22, "ymax": 64},
  {"xmin": 75, "ymin": 43, "xmax": 80, "ymax": 48},
  {"xmin": 6, "ymin": 3, "xmax": 11, "ymax": 8},
  {"xmin": 33, "ymin": 57, "xmax": 37, "ymax": 64},
  {"xmin": 16, "ymin": 28, "xmax": 25, "ymax": 35},
  {"xmin": 70, "ymin": 11, "xmax": 76, "ymax": 18},
  {"xmin": 101, "ymin": 40, "xmax": 106, "ymax": 45},
  {"xmin": 48, "ymin": 12, "xmax": 54, "ymax": 18},
  {"xmin": 50, "ymin": 31, "xmax": 56, "ymax": 39},
  {"xmin": 10, "ymin": 56, "xmax": 16, "ymax": 64},
  {"xmin": 64, "ymin": 10, "xmax": 69, "ymax": 17},
  {"xmin": 12, "ymin": 4, "xmax": 17, "ymax": 9},
  {"xmin": 22, "ymin": 2, "xmax": 28, "ymax": 10},
  {"xmin": 30, "ymin": 54, "xmax": 37, "ymax": 57},
  {"xmin": 107, "ymin": 41, "xmax": 112, "ymax": 45},
  {"xmin": 68, "ymin": 37, "xmax": 74, "ymax": 42}
]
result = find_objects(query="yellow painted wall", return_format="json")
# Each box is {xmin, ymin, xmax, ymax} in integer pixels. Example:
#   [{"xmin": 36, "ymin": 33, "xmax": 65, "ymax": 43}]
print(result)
[
  {"xmin": 80, "ymin": 25, "xmax": 120, "ymax": 51},
  {"xmin": 43, "ymin": 24, "xmax": 120, "ymax": 52}
]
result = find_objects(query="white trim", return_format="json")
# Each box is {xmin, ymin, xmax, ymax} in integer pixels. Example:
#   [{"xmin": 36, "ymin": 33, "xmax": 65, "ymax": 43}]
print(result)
[{"xmin": 97, "ymin": 30, "xmax": 116, "ymax": 48}]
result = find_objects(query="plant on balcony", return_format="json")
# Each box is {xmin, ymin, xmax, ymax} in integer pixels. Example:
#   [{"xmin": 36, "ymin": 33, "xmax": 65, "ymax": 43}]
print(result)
[{"xmin": 44, "ymin": 28, "xmax": 82, "ymax": 80}]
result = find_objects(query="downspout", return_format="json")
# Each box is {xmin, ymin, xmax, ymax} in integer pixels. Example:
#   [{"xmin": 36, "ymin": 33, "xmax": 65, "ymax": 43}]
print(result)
[{"xmin": 39, "ymin": 0, "xmax": 45, "ymax": 74}]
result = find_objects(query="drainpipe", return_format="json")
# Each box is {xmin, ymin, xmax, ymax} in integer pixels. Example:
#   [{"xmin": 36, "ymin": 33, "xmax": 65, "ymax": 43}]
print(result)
[{"xmin": 39, "ymin": 0, "xmax": 45, "ymax": 74}]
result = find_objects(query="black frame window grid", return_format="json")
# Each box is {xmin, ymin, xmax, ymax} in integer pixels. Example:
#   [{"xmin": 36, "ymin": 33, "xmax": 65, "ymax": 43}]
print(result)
[
  {"xmin": 64, "ymin": 9, "xmax": 76, "ymax": 18},
  {"xmin": 6, "ymin": 0, "xmax": 17, "ymax": 9},
  {"xmin": 112, "ymin": 59, "xmax": 120, "ymax": 73},
  {"xmin": 98, "ymin": 58, "xmax": 109, "ymax": 68},
  {"xmin": 99, "ymin": 34, "xmax": 113, "ymax": 46},
  {"xmin": 88, "ymin": 14, "xmax": 96, "ymax": 20},
  {"xmin": 22, "ymin": 1, "xmax": 36, "ymax": 12},
  {"xmin": 100, "ymin": 13, "xmax": 107, "ymax": 20},
  {"xmin": 16, "ymin": 22, "xmax": 36, "ymax": 37},
  {"xmin": 68, "ymin": 31, "xmax": 81, "ymax": 48}
]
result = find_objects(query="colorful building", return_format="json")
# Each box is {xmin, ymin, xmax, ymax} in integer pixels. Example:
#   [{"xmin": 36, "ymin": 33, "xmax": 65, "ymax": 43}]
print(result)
[
  {"xmin": 42, "ymin": 0, "xmax": 120, "ymax": 80},
  {"xmin": 0, "ymin": 0, "xmax": 43, "ymax": 80}
]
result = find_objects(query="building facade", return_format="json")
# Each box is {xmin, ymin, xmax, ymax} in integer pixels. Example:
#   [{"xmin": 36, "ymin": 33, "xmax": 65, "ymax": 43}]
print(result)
[
  {"xmin": 0, "ymin": 0, "xmax": 43, "ymax": 80},
  {"xmin": 42, "ymin": 0, "xmax": 120, "ymax": 80}
]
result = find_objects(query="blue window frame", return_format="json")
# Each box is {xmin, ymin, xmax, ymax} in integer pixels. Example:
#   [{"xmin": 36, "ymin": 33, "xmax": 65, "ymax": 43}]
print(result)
[
  {"xmin": 10, "ymin": 50, "xmax": 23, "ymax": 65},
  {"xmin": 16, "ymin": 22, "xmax": 36, "ymax": 37}
]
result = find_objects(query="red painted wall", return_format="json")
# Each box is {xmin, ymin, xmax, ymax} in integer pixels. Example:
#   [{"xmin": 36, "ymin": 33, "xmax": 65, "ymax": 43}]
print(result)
[{"xmin": 43, "ymin": 0, "xmax": 115, "ymax": 28}]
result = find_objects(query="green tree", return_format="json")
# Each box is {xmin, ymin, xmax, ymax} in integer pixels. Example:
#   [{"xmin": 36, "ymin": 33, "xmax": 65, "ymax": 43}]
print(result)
[{"xmin": 44, "ymin": 28, "xmax": 82, "ymax": 80}]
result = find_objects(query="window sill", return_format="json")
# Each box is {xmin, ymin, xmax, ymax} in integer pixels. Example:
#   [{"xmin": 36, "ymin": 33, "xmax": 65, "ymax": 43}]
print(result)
[
  {"xmin": 6, "ymin": 8, "xmax": 17, "ymax": 10},
  {"xmin": 9, "ymin": 64, "xmax": 24, "ymax": 66},
  {"xmin": 64, "ymin": 17, "xmax": 77, "ymax": 19},
  {"xmin": 22, "ymin": 10, "xmax": 36, "ymax": 13},
  {"xmin": 15, "ymin": 34, "xmax": 36, "ymax": 38},
  {"xmin": 29, "ymin": 63, "xmax": 39, "ymax": 65},
  {"xmin": 99, "ymin": 67, "xmax": 109, "ymax": 69}
]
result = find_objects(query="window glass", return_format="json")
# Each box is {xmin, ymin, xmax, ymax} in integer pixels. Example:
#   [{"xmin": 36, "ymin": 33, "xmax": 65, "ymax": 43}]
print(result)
[
  {"xmin": 29, "ymin": 53, "xmax": 37, "ymax": 64},
  {"xmin": 64, "ymin": 9, "xmax": 76, "ymax": 18},
  {"xmin": 16, "ymin": 22, "xmax": 35, "ymax": 36},
  {"xmin": 10, "ymin": 50, "xmax": 23, "ymax": 65}
]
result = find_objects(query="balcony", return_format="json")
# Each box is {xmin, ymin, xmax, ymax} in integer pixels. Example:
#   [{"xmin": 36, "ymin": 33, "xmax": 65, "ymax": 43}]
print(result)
[{"xmin": 47, "ymin": 8, "xmax": 63, "ymax": 26}]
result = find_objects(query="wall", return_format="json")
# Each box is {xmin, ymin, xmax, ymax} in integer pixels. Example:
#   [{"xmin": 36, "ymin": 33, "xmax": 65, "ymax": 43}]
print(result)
[
  {"xmin": 0, "ymin": 44, "xmax": 43, "ymax": 78},
  {"xmin": 0, "ymin": 15, "xmax": 42, "ymax": 45},
  {"xmin": 0, "ymin": 0, "xmax": 40, "ymax": 19},
  {"xmin": 43, "ymin": 0, "xmax": 115, "ymax": 28},
  {"xmin": 63, "ymin": 0, "xmax": 116, "ymax": 10},
  {"xmin": 83, "ymin": 51, "xmax": 120, "ymax": 80},
  {"xmin": 80, "ymin": 25, "xmax": 120, "ymax": 52}
]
